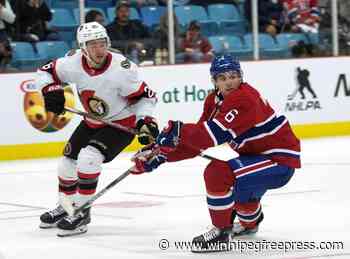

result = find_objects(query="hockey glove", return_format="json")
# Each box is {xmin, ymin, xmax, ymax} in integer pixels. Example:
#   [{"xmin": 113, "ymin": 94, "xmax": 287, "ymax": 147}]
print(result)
[
  {"xmin": 156, "ymin": 120, "xmax": 183, "ymax": 148},
  {"xmin": 130, "ymin": 143, "xmax": 172, "ymax": 174},
  {"xmin": 42, "ymin": 84, "xmax": 65, "ymax": 115},
  {"xmin": 136, "ymin": 116, "xmax": 159, "ymax": 145}
]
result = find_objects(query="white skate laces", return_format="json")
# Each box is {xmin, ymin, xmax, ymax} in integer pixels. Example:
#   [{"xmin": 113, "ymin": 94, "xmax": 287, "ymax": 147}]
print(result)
[
  {"xmin": 49, "ymin": 205, "xmax": 65, "ymax": 217},
  {"xmin": 203, "ymin": 227, "xmax": 221, "ymax": 241}
]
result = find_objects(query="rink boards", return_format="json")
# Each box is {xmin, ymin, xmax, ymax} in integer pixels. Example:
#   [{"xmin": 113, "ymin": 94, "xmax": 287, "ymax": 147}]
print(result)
[{"xmin": 1, "ymin": 57, "xmax": 350, "ymax": 160}]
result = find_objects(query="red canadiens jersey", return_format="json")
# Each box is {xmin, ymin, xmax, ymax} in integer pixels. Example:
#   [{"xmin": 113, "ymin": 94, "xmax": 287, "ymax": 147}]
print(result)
[
  {"xmin": 36, "ymin": 49, "xmax": 157, "ymax": 129},
  {"xmin": 167, "ymin": 83, "xmax": 301, "ymax": 169}
]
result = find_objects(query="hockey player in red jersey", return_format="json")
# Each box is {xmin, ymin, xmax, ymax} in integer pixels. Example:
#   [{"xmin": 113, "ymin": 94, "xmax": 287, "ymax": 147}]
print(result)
[
  {"xmin": 132, "ymin": 55, "xmax": 301, "ymax": 252},
  {"xmin": 36, "ymin": 22, "xmax": 158, "ymax": 237}
]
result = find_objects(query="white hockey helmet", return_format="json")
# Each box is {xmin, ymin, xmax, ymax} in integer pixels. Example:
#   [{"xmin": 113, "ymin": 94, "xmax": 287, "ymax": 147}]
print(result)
[{"xmin": 77, "ymin": 22, "xmax": 111, "ymax": 51}]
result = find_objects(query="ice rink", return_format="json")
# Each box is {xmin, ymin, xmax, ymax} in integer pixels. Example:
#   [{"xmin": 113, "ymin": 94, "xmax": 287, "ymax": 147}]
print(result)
[{"xmin": 0, "ymin": 136, "xmax": 349, "ymax": 259}]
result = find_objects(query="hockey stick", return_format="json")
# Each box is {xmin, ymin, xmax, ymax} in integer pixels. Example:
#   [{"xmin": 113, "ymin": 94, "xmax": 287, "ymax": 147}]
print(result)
[
  {"xmin": 64, "ymin": 106, "xmax": 138, "ymax": 135},
  {"xmin": 64, "ymin": 106, "xmax": 219, "ymax": 161},
  {"xmin": 60, "ymin": 168, "xmax": 132, "ymax": 216}
]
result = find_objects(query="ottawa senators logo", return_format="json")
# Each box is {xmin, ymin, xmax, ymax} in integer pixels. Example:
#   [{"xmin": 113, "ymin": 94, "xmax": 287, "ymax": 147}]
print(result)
[{"xmin": 87, "ymin": 96, "xmax": 109, "ymax": 117}]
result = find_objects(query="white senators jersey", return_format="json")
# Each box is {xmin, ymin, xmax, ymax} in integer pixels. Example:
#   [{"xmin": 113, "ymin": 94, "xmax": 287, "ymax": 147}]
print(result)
[{"xmin": 35, "ymin": 49, "xmax": 157, "ymax": 128}]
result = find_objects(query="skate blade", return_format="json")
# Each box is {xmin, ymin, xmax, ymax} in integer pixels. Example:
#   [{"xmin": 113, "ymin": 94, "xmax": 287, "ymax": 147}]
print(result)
[
  {"xmin": 39, "ymin": 222, "xmax": 57, "ymax": 229},
  {"xmin": 57, "ymin": 225, "xmax": 88, "ymax": 237}
]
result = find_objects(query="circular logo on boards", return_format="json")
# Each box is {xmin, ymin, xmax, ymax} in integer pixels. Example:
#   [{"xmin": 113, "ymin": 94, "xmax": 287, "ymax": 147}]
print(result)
[{"xmin": 21, "ymin": 80, "xmax": 76, "ymax": 132}]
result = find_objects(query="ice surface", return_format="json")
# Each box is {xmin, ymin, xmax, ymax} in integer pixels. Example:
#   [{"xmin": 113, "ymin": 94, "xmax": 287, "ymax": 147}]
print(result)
[{"xmin": 0, "ymin": 137, "xmax": 349, "ymax": 259}]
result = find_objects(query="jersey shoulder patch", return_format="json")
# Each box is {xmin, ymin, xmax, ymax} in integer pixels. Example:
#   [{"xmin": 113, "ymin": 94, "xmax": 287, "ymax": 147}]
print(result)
[{"xmin": 120, "ymin": 58, "xmax": 131, "ymax": 69}]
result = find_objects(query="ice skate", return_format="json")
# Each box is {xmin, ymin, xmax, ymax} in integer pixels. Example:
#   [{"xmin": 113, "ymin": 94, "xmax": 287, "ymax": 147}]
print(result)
[
  {"xmin": 57, "ymin": 208, "xmax": 91, "ymax": 237},
  {"xmin": 191, "ymin": 226, "xmax": 233, "ymax": 253},
  {"xmin": 39, "ymin": 205, "xmax": 67, "ymax": 229}
]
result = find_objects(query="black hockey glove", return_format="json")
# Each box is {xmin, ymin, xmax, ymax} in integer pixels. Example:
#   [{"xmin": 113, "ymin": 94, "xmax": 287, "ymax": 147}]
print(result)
[
  {"xmin": 136, "ymin": 116, "xmax": 159, "ymax": 145},
  {"xmin": 42, "ymin": 84, "xmax": 65, "ymax": 115}
]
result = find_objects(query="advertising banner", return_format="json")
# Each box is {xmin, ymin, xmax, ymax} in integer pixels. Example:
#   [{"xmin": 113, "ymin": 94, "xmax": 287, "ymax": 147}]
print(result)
[{"xmin": 1, "ymin": 57, "xmax": 350, "ymax": 159}]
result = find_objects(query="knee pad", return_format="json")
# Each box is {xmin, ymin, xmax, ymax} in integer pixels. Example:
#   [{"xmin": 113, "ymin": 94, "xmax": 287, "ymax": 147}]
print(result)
[
  {"xmin": 58, "ymin": 156, "xmax": 77, "ymax": 181},
  {"xmin": 204, "ymin": 160, "xmax": 235, "ymax": 193},
  {"xmin": 77, "ymin": 145, "xmax": 105, "ymax": 174}
]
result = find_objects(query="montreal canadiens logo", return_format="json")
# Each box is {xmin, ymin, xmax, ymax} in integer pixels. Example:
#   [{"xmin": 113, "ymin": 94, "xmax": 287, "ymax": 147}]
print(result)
[{"xmin": 88, "ymin": 96, "xmax": 108, "ymax": 117}]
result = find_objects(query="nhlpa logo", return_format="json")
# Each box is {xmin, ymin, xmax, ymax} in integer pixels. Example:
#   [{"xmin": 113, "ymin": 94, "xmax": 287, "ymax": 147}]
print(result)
[
  {"xmin": 288, "ymin": 67, "xmax": 317, "ymax": 100},
  {"xmin": 285, "ymin": 67, "xmax": 321, "ymax": 112}
]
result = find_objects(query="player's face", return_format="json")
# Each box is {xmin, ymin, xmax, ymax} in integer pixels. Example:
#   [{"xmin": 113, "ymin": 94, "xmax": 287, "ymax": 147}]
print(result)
[
  {"xmin": 86, "ymin": 39, "xmax": 108, "ymax": 64},
  {"xmin": 215, "ymin": 71, "xmax": 241, "ymax": 96}
]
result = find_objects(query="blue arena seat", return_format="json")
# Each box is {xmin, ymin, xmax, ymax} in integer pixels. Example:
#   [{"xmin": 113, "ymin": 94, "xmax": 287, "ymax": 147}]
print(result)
[
  {"xmin": 175, "ymin": 5, "xmax": 208, "ymax": 26},
  {"xmin": 276, "ymin": 33, "xmax": 309, "ymax": 47},
  {"xmin": 208, "ymin": 4, "xmax": 242, "ymax": 22},
  {"xmin": 199, "ymin": 20, "xmax": 219, "ymax": 37},
  {"xmin": 140, "ymin": 6, "xmax": 166, "ymax": 28},
  {"xmin": 49, "ymin": 8, "xmax": 78, "ymax": 43},
  {"xmin": 36, "ymin": 41, "xmax": 70, "ymax": 63},
  {"xmin": 49, "ymin": 8, "xmax": 78, "ymax": 28},
  {"xmin": 209, "ymin": 35, "xmax": 252, "ymax": 59},
  {"xmin": 50, "ymin": 0, "xmax": 78, "ymax": 9},
  {"xmin": 277, "ymin": 32, "xmax": 319, "ymax": 46},
  {"xmin": 10, "ymin": 42, "xmax": 41, "ymax": 70},
  {"xmin": 86, "ymin": 0, "xmax": 114, "ymax": 9},
  {"xmin": 219, "ymin": 20, "xmax": 246, "ymax": 36},
  {"xmin": 276, "ymin": 33, "xmax": 312, "ymax": 57},
  {"xmin": 244, "ymin": 33, "xmax": 289, "ymax": 59}
]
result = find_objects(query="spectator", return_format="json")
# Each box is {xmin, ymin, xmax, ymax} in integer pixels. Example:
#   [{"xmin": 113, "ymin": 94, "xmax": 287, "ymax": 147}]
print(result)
[
  {"xmin": 106, "ymin": 0, "xmax": 153, "ymax": 64},
  {"xmin": 177, "ymin": 20, "xmax": 213, "ymax": 63},
  {"xmin": 245, "ymin": 0, "xmax": 285, "ymax": 36},
  {"xmin": 319, "ymin": 1, "xmax": 350, "ymax": 55},
  {"xmin": 156, "ymin": 10, "xmax": 181, "ymax": 49},
  {"xmin": 0, "ymin": 0, "xmax": 15, "ymax": 72},
  {"xmin": 85, "ymin": 9, "xmax": 105, "ymax": 25},
  {"xmin": 338, "ymin": 1, "xmax": 350, "ymax": 23},
  {"xmin": 0, "ymin": 0, "xmax": 16, "ymax": 40},
  {"xmin": 13, "ymin": 0, "xmax": 59, "ymax": 42},
  {"xmin": 153, "ymin": 11, "xmax": 182, "ymax": 65},
  {"xmin": 284, "ymin": 0, "xmax": 321, "ymax": 34},
  {"xmin": 0, "ymin": 38, "xmax": 15, "ymax": 72}
]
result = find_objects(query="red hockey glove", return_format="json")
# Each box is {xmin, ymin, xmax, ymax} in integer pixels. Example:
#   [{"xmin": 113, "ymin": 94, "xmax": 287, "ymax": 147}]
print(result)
[
  {"xmin": 156, "ymin": 120, "xmax": 183, "ymax": 148},
  {"xmin": 130, "ymin": 144, "xmax": 172, "ymax": 175}
]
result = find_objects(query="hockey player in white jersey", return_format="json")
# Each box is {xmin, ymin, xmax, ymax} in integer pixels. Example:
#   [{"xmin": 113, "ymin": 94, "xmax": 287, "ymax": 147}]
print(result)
[{"xmin": 36, "ymin": 22, "xmax": 158, "ymax": 237}]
